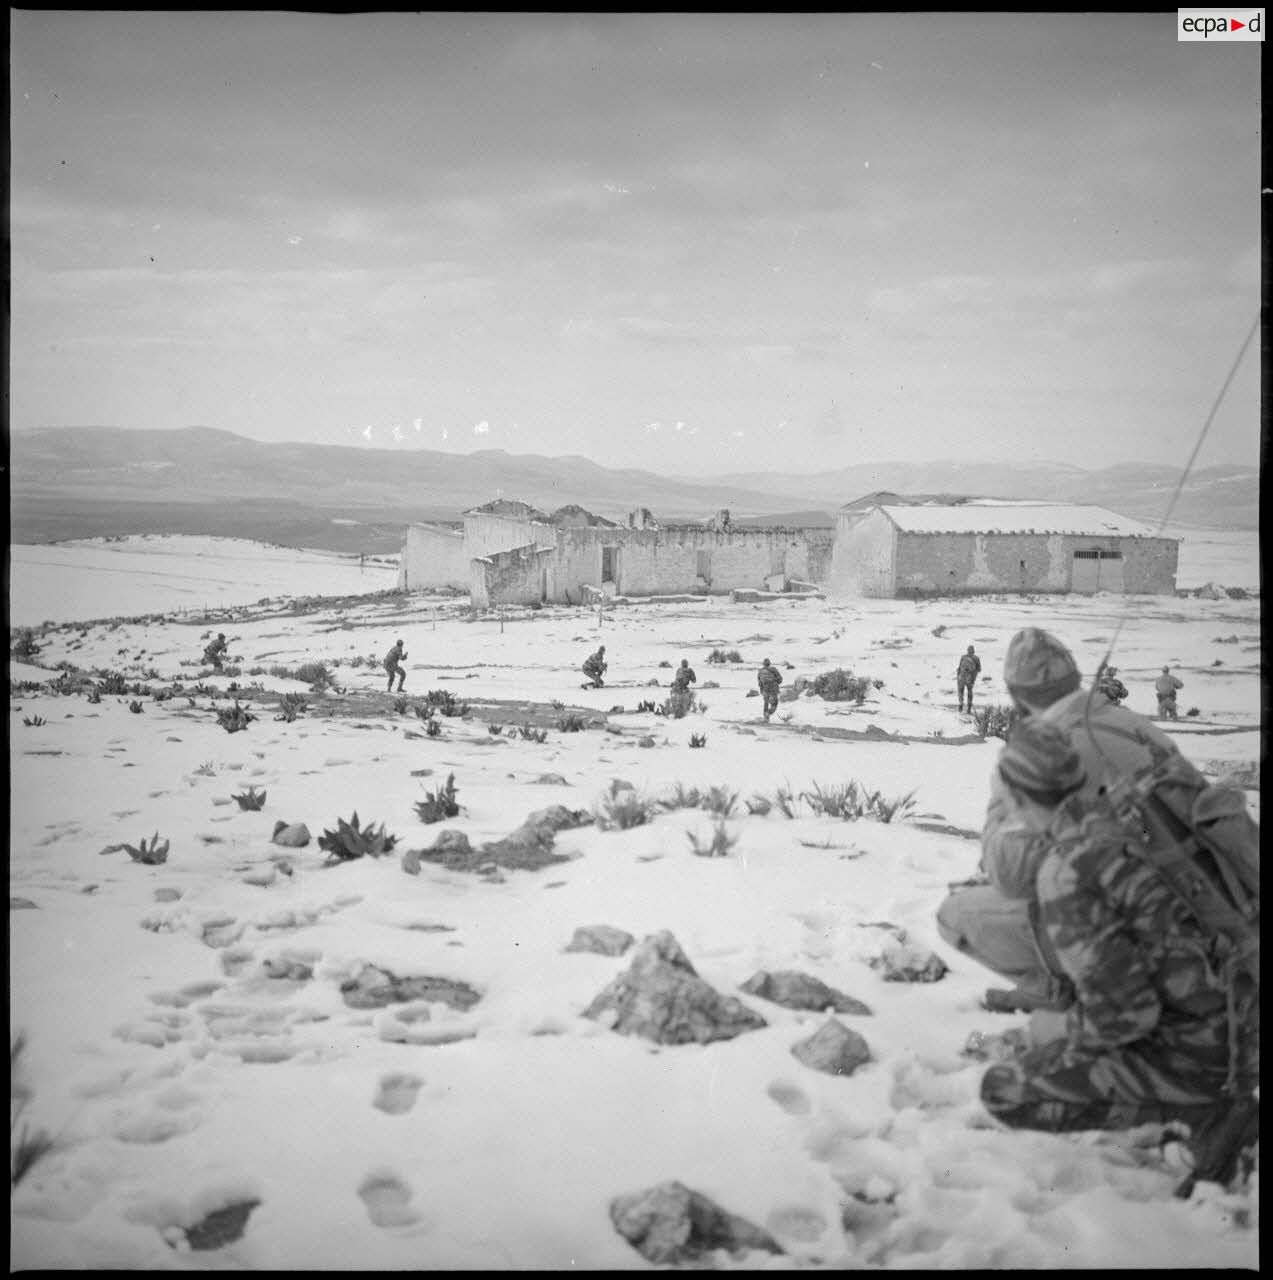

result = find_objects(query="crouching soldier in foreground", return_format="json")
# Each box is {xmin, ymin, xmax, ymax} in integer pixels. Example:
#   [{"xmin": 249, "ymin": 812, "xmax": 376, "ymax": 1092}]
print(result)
[
  {"xmin": 203, "ymin": 633, "xmax": 228, "ymax": 671},
  {"xmin": 670, "ymin": 658, "xmax": 696, "ymax": 694},
  {"xmin": 938, "ymin": 628, "xmax": 1207, "ymax": 1015},
  {"xmin": 757, "ymin": 658, "xmax": 782, "ymax": 721},
  {"xmin": 582, "ymin": 645, "xmax": 607, "ymax": 688},
  {"xmin": 978, "ymin": 718, "xmax": 1259, "ymax": 1194},
  {"xmin": 383, "ymin": 638, "xmax": 407, "ymax": 693}
]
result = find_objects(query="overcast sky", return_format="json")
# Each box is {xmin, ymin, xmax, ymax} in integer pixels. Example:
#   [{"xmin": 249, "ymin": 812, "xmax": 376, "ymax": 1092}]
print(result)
[{"xmin": 9, "ymin": 11, "xmax": 1263, "ymax": 477}]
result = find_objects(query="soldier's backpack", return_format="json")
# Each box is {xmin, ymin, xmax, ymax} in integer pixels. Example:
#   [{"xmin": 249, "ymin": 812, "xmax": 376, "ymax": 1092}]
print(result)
[{"xmin": 1049, "ymin": 739, "xmax": 1259, "ymax": 1096}]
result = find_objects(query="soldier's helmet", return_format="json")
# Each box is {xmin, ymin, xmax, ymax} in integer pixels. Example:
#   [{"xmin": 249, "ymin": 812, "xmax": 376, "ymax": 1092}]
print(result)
[
  {"xmin": 967, "ymin": 645, "xmax": 975, "ymax": 654},
  {"xmin": 762, "ymin": 658, "xmax": 771, "ymax": 667},
  {"xmin": 218, "ymin": 633, "xmax": 225, "ymax": 640},
  {"xmin": 680, "ymin": 659, "xmax": 688, "ymax": 667},
  {"xmin": 1106, "ymin": 667, "xmax": 1117, "ymax": 676},
  {"xmin": 599, "ymin": 645, "xmax": 606, "ymax": 653},
  {"xmin": 1162, "ymin": 665, "xmax": 1170, "ymax": 673},
  {"xmin": 997, "ymin": 719, "xmax": 1086, "ymax": 801}
]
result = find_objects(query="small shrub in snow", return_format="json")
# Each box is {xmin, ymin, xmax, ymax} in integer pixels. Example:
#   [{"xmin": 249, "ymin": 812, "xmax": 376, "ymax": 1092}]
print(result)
[
  {"xmin": 596, "ymin": 780, "xmax": 655, "ymax": 830},
  {"xmin": 216, "ymin": 701, "xmax": 255, "ymax": 734},
  {"xmin": 318, "ymin": 812, "xmax": 399, "ymax": 862},
  {"xmin": 660, "ymin": 690, "xmax": 695, "ymax": 719},
  {"xmin": 121, "ymin": 832, "xmax": 170, "ymax": 864},
  {"xmin": 11, "ymin": 1034, "xmax": 57, "ymax": 1190},
  {"xmin": 745, "ymin": 794, "xmax": 772, "ymax": 816},
  {"xmin": 518, "ymin": 724, "xmax": 548, "ymax": 743},
  {"xmin": 488, "ymin": 723, "xmax": 504, "ymax": 735},
  {"xmin": 21, "ymin": 714, "xmax": 47, "ymax": 728},
  {"xmin": 415, "ymin": 773, "xmax": 460, "ymax": 824},
  {"xmin": 809, "ymin": 669, "xmax": 871, "ymax": 702},
  {"xmin": 687, "ymin": 817, "xmax": 738, "ymax": 858},
  {"xmin": 128, "ymin": 699, "xmax": 144, "ymax": 714},
  {"xmin": 10, "ymin": 629, "xmax": 41, "ymax": 661},
  {"xmin": 556, "ymin": 713, "xmax": 586, "ymax": 732},
  {"xmin": 275, "ymin": 692, "xmax": 308, "ymax": 722},
  {"xmin": 973, "ymin": 704, "xmax": 1018, "ymax": 741},
  {"xmin": 688, "ymin": 732, "xmax": 707, "ymax": 748},
  {"xmin": 706, "ymin": 648, "xmax": 743, "ymax": 664},
  {"xmin": 232, "ymin": 785, "xmax": 267, "ymax": 811}
]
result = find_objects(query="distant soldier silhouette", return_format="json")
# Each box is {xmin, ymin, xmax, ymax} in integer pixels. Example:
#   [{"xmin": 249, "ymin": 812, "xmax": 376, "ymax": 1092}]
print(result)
[
  {"xmin": 582, "ymin": 645, "xmax": 607, "ymax": 689},
  {"xmin": 757, "ymin": 658, "xmax": 783, "ymax": 720},
  {"xmin": 670, "ymin": 659, "xmax": 697, "ymax": 694},
  {"xmin": 384, "ymin": 639, "xmax": 407, "ymax": 693},
  {"xmin": 1155, "ymin": 665, "xmax": 1183, "ymax": 719},
  {"xmin": 956, "ymin": 645, "xmax": 982, "ymax": 713},
  {"xmin": 203, "ymin": 633, "xmax": 228, "ymax": 671}
]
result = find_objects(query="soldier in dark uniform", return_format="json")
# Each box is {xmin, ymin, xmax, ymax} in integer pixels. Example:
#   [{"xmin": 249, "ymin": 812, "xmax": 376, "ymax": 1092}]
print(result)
[
  {"xmin": 203, "ymin": 633, "xmax": 228, "ymax": 671},
  {"xmin": 384, "ymin": 639, "xmax": 407, "ymax": 693},
  {"xmin": 582, "ymin": 645, "xmax": 607, "ymax": 688},
  {"xmin": 1155, "ymin": 666, "xmax": 1183, "ymax": 719},
  {"xmin": 757, "ymin": 658, "xmax": 782, "ymax": 720},
  {"xmin": 670, "ymin": 659, "xmax": 696, "ymax": 694},
  {"xmin": 1095, "ymin": 664, "xmax": 1128, "ymax": 705},
  {"xmin": 956, "ymin": 645, "xmax": 982, "ymax": 713}
]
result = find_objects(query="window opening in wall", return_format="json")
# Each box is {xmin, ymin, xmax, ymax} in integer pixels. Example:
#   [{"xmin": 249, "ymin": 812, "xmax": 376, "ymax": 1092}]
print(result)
[
  {"xmin": 1073, "ymin": 549, "xmax": 1123, "ymax": 559},
  {"xmin": 601, "ymin": 546, "xmax": 617, "ymax": 584}
]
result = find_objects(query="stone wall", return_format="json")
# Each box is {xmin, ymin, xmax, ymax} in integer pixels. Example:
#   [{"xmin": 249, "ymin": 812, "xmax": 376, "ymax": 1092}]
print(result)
[
  {"xmin": 397, "ymin": 523, "xmax": 469, "ymax": 591},
  {"xmin": 827, "ymin": 509, "xmax": 895, "ymax": 597},
  {"xmin": 891, "ymin": 532, "xmax": 1179, "ymax": 596},
  {"xmin": 469, "ymin": 544, "xmax": 554, "ymax": 609}
]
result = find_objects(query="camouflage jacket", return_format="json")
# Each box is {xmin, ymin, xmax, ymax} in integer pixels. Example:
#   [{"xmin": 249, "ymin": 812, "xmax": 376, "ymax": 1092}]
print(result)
[
  {"xmin": 671, "ymin": 666, "xmax": 696, "ymax": 691},
  {"xmin": 957, "ymin": 653, "xmax": 982, "ymax": 681},
  {"xmin": 1035, "ymin": 810, "xmax": 1236, "ymax": 1076},
  {"xmin": 980, "ymin": 689, "xmax": 1202, "ymax": 900},
  {"xmin": 383, "ymin": 645, "xmax": 404, "ymax": 669},
  {"xmin": 757, "ymin": 666, "xmax": 782, "ymax": 693}
]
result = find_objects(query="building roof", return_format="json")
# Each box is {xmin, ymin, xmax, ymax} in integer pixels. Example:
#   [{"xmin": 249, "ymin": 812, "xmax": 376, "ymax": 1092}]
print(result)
[
  {"xmin": 550, "ymin": 504, "xmax": 619, "ymax": 528},
  {"xmin": 877, "ymin": 503, "xmax": 1165, "ymax": 538},
  {"xmin": 463, "ymin": 498, "xmax": 551, "ymax": 521}
]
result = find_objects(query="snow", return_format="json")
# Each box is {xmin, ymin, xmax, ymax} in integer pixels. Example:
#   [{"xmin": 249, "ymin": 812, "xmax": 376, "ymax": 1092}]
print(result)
[
  {"xmin": 8, "ymin": 536, "xmax": 1260, "ymax": 1269},
  {"xmin": 881, "ymin": 504, "xmax": 1158, "ymax": 537}
]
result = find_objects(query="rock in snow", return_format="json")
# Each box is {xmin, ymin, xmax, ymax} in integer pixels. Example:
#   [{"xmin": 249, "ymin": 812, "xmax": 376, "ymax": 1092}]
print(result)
[
  {"xmin": 582, "ymin": 930, "xmax": 767, "ymax": 1045},
  {"xmin": 610, "ymin": 1179, "xmax": 783, "ymax": 1264},
  {"xmin": 739, "ymin": 969, "xmax": 872, "ymax": 1015}
]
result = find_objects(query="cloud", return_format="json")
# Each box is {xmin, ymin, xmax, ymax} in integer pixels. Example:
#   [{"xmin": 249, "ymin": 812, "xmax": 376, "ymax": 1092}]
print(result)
[
  {"xmin": 473, "ymin": 421, "xmax": 490, "ymax": 435},
  {"xmin": 644, "ymin": 421, "xmax": 661, "ymax": 433},
  {"xmin": 413, "ymin": 417, "xmax": 422, "ymax": 432}
]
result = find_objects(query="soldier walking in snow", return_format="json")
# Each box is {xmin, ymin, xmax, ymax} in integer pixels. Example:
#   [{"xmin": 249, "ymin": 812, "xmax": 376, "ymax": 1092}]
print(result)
[
  {"xmin": 757, "ymin": 658, "xmax": 783, "ymax": 721},
  {"xmin": 203, "ymin": 633, "xmax": 228, "ymax": 671},
  {"xmin": 582, "ymin": 645, "xmax": 607, "ymax": 688},
  {"xmin": 384, "ymin": 638, "xmax": 407, "ymax": 693},
  {"xmin": 1155, "ymin": 665, "xmax": 1183, "ymax": 719},
  {"xmin": 670, "ymin": 658, "xmax": 696, "ymax": 694},
  {"xmin": 956, "ymin": 645, "xmax": 982, "ymax": 713}
]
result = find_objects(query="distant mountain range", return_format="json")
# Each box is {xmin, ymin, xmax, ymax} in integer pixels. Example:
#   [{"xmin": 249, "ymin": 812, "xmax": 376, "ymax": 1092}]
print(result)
[{"xmin": 8, "ymin": 426, "xmax": 1258, "ymax": 553}]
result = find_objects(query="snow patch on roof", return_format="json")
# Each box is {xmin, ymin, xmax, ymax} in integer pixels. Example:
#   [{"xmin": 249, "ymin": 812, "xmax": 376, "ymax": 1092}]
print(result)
[{"xmin": 880, "ymin": 504, "xmax": 1166, "ymax": 537}]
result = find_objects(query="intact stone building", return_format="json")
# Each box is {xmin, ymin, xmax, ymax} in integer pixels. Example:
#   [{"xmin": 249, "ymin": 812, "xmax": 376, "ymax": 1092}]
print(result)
[{"xmin": 827, "ymin": 495, "xmax": 1180, "ymax": 598}]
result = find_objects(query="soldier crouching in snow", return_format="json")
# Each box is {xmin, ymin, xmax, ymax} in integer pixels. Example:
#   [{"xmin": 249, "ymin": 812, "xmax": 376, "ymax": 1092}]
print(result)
[{"xmin": 582, "ymin": 645, "xmax": 607, "ymax": 688}]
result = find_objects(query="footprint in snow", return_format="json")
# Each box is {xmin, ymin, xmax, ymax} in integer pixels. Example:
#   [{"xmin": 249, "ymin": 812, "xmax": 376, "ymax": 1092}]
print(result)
[
  {"xmin": 373, "ymin": 1073, "xmax": 424, "ymax": 1115},
  {"xmin": 358, "ymin": 1171, "xmax": 422, "ymax": 1228}
]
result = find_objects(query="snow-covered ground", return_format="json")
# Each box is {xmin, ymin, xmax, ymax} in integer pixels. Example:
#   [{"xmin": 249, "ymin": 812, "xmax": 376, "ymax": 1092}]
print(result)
[
  {"xmin": 6, "ymin": 536, "xmax": 400, "ymax": 628},
  {"xmin": 8, "ymin": 536, "xmax": 1260, "ymax": 1269}
]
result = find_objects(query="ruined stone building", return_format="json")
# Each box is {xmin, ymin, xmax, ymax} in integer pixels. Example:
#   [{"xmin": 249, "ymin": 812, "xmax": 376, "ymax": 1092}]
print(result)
[
  {"xmin": 827, "ymin": 495, "xmax": 1180, "ymax": 597},
  {"xmin": 397, "ymin": 498, "xmax": 835, "ymax": 606}
]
